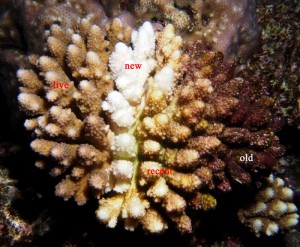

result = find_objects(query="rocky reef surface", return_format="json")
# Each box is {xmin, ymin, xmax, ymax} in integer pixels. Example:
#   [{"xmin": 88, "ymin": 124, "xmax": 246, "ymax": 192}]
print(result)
[
  {"xmin": 0, "ymin": 0, "xmax": 299, "ymax": 246},
  {"xmin": 241, "ymin": 0, "xmax": 300, "ymax": 129}
]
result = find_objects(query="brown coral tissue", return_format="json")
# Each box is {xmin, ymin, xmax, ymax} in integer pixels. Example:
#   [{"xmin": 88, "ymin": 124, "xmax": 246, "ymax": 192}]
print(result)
[{"xmin": 1, "ymin": 0, "xmax": 297, "ymax": 242}]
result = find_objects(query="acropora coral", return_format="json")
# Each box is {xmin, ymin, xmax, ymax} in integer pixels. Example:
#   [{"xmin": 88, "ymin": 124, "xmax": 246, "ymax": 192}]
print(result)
[
  {"xmin": 16, "ymin": 7, "xmax": 297, "ymax": 235},
  {"xmin": 238, "ymin": 174, "xmax": 299, "ymax": 237},
  {"xmin": 0, "ymin": 0, "xmax": 291, "ymax": 241}
]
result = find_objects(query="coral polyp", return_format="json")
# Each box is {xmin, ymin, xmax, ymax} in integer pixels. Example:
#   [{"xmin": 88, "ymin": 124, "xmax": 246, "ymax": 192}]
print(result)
[{"xmin": 16, "ymin": 7, "xmax": 298, "ymax": 236}]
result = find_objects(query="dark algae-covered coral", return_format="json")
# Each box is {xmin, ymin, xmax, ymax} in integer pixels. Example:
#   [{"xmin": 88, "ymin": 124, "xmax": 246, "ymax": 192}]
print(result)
[
  {"xmin": 242, "ymin": 0, "xmax": 300, "ymax": 128},
  {"xmin": 0, "ymin": 0, "xmax": 299, "ymax": 245},
  {"xmin": 0, "ymin": 165, "xmax": 32, "ymax": 245}
]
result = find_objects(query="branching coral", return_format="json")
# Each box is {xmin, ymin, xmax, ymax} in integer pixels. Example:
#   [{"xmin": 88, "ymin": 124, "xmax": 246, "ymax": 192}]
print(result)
[
  {"xmin": 178, "ymin": 41, "xmax": 285, "ymax": 193},
  {"xmin": 238, "ymin": 174, "xmax": 299, "ymax": 237},
  {"xmin": 16, "ymin": 11, "xmax": 293, "ymax": 236},
  {"xmin": 18, "ymin": 0, "xmax": 110, "ymax": 54},
  {"xmin": 17, "ymin": 16, "xmax": 133, "ymax": 206}
]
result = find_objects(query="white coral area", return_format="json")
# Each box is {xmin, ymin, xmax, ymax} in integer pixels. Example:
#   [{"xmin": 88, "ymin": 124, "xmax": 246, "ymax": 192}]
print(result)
[
  {"xmin": 103, "ymin": 21, "xmax": 176, "ymax": 129},
  {"xmin": 96, "ymin": 195, "xmax": 124, "ymax": 228},
  {"xmin": 109, "ymin": 21, "xmax": 156, "ymax": 104},
  {"xmin": 110, "ymin": 160, "xmax": 134, "ymax": 193},
  {"xmin": 122, "ymin": 193, "xmax": 147, "ymax": 219},
  {"xmin": 101, "ymin": 91, "xmax": 135, "ymax": 128},
  {"xmin": 111, "ymin": 160, "xmax": 134, "ymax": 180},
  {"xmin": 97, "ymin": 21, "xmax": 183, "ymax": 232},
  {"xmin": 153, "ymin": 66, "xmax": 174, "ymax": 94},
  {"xmin": 111, "ymin": 133, "xmax": 137, "ymax": 158},
  {"xmin": 96, "ymin": 191, "xmax": 149, "ymax": 229}
]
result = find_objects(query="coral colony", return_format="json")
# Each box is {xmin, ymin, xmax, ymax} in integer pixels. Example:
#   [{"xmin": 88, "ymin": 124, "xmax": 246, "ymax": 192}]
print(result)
[
  {"xmin": 238, "ymin": 175, "xmax": 298, "ymax": 237},
  {"xmin": 13, "ymin": 0, "xmax": 298, "ymax": 237}
]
